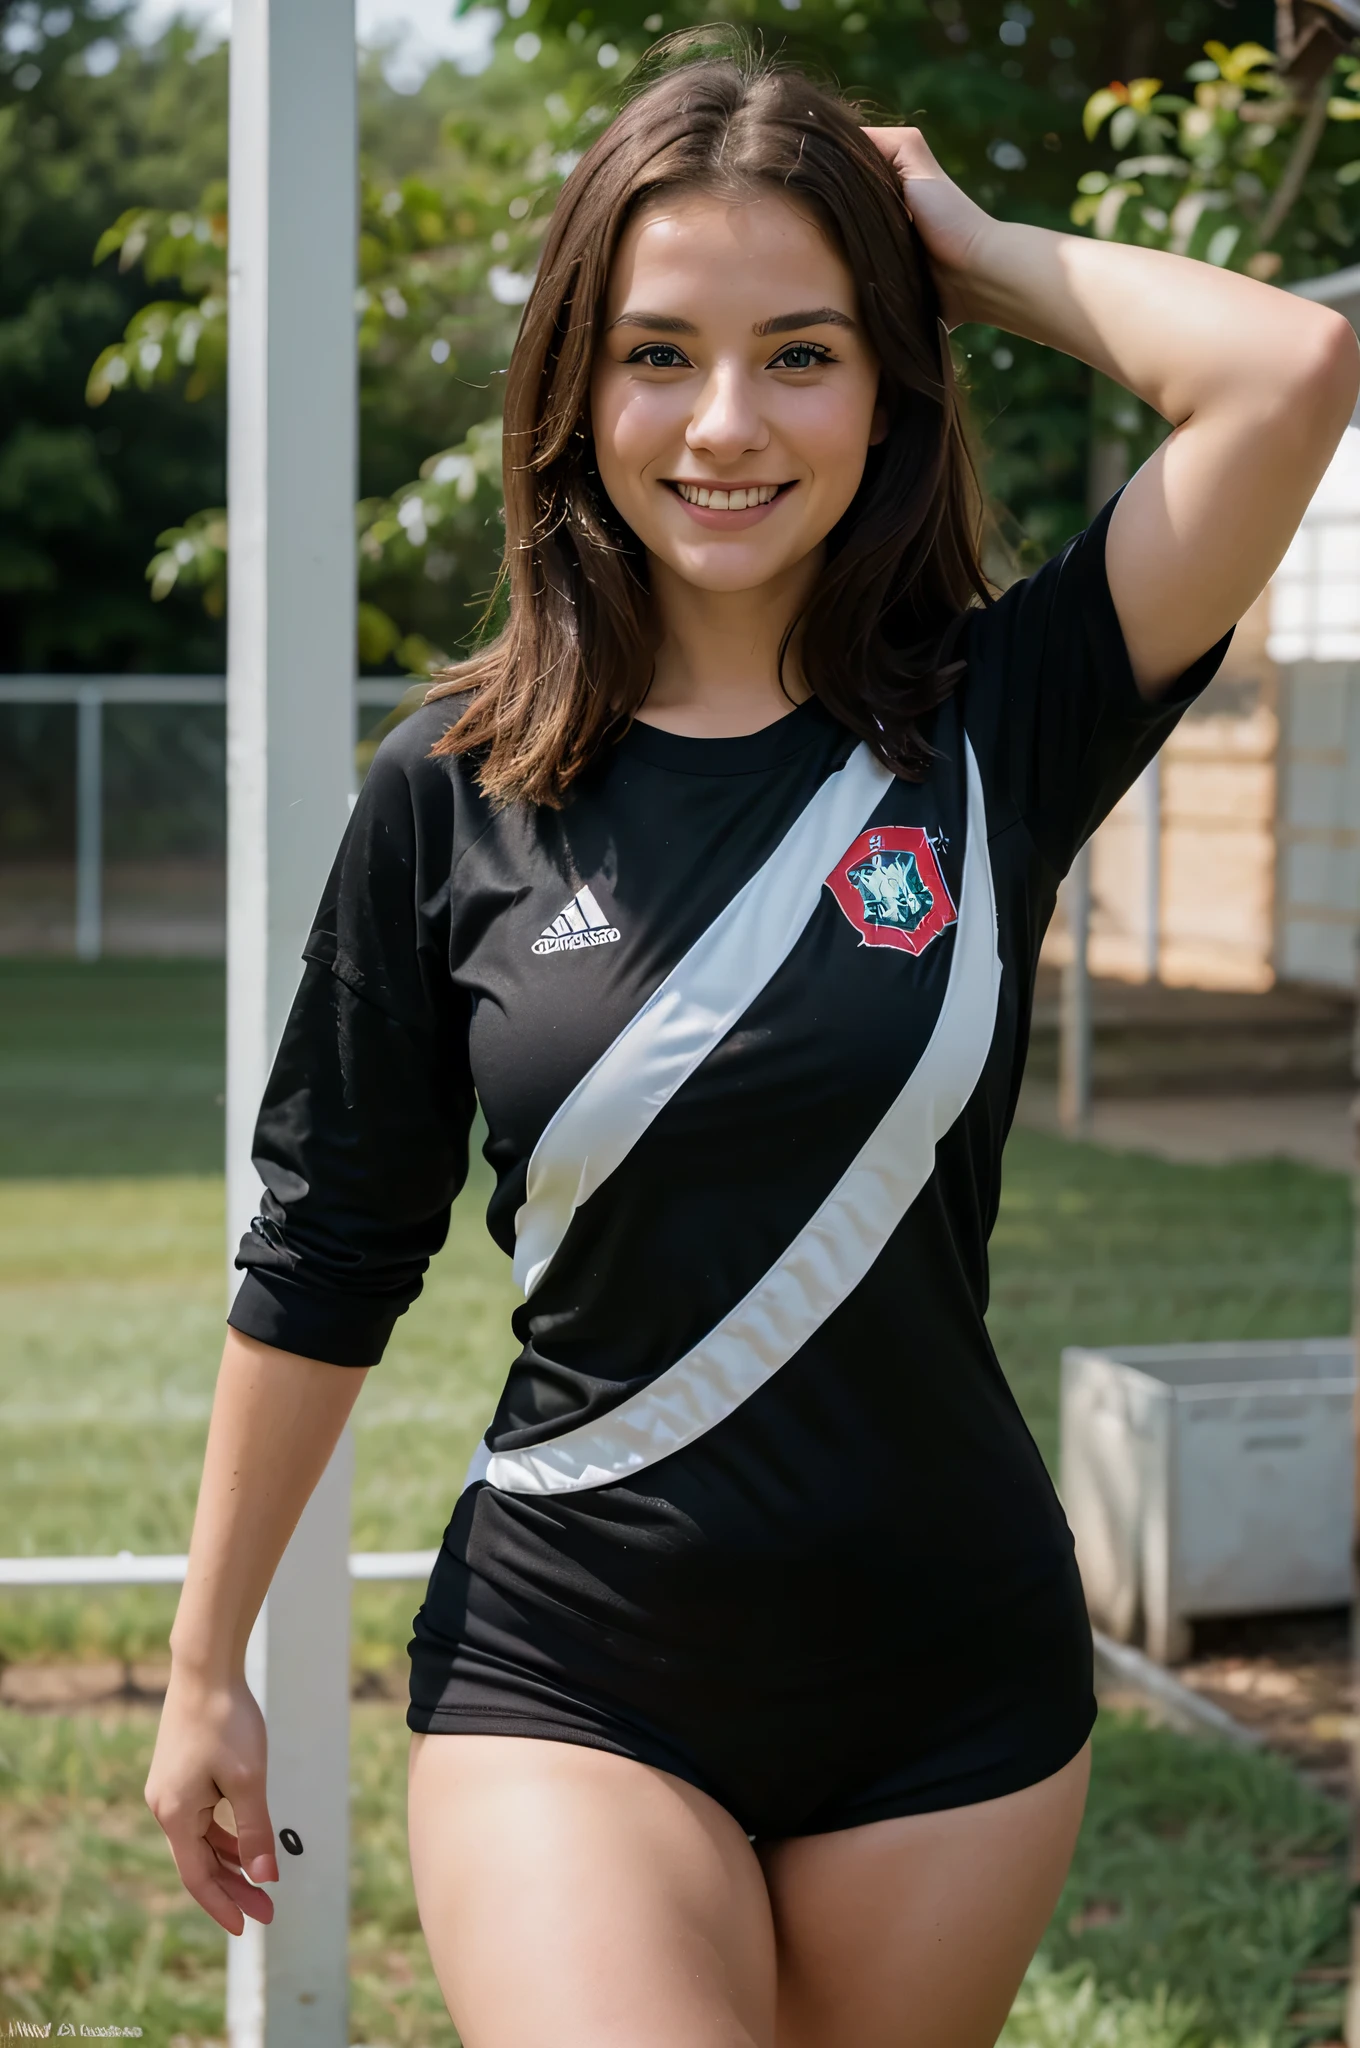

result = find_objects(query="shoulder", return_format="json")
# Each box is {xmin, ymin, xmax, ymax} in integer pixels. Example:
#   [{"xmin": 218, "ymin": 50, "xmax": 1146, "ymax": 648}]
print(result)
[
  {"xmin": 956, "ymin": 505, "xmax": 1121, "ymax": 745},
  {"xmin": 362, "ymin": 697, "xmax": 497, "ymax": 864}
]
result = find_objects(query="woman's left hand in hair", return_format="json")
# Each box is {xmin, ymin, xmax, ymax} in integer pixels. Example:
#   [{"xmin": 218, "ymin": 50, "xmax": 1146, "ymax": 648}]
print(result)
[
  {"xmin": 869, "ymin": 123, "xmax": 1360, "ymax": 703},
  {"xmin": 862, "ymin": 127, "xmax": 993, "ymax": 326}
]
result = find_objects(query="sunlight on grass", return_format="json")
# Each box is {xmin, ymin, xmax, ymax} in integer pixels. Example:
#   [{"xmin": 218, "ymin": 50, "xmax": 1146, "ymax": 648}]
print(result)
[
  {"xmin": 0, "ymin": 1162, "xmax": 518, "ymax": 1668},
  {"xmin": 0, "ymin": 961, "xmax": 226, "ymax": 1180},
  {"xmin": 0, "ymin": 1704, "xmax": 1343, "ymax": 2047},
  {"xmin": 0, "ymin": 961, "xmax": 1351, "ymax": 2044},
  {"xmin": 0, "ymin": 1131, "xmax": 1348, "ymax": 1665}
]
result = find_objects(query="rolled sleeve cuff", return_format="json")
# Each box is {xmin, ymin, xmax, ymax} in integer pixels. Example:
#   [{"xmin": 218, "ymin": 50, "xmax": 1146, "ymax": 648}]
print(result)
[{"xmin": 227, "ymin": 1269, "xmax": 407, "ymax": 1367}]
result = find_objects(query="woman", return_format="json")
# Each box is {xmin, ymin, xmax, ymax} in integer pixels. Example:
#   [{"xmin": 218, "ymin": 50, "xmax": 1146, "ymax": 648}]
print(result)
[{"xmin": 146, "ymin": 44, "xmax": 1356, "ymax": 2048}]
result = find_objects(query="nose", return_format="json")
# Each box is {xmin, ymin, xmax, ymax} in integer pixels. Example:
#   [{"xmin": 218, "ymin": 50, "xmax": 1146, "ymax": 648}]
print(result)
[{"xmin": 685, "ymin": 359, "xmax": 769, "ymax": 463}]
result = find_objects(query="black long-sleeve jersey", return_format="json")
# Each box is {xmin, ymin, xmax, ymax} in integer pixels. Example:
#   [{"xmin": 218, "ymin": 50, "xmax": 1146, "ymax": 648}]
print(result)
[{"xmin": 228, "ymin": 492, "xmax": 1231, "ymax": 1835}]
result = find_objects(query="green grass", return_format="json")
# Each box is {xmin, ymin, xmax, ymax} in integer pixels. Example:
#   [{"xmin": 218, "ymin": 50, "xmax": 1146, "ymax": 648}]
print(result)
[
  {"xmin": 0, "ymin": 1152, "xmax": 1346, "ymax": 1666},
  {"xmin": 0, "ymin": 1167, "xmax": 518, "ymax": 1670},
  {"xmin": 989, "ymin": 1141, "xmax": 1351, "ymax": 1468},
  {"xmin": 0, "ymin": 1702, "xmax": 1344, "ymax": 2048},
  {"xmin": 0, "ymin": 960, "xmax": 225, "ymax": 1177},
  {"xmin": 0, "ymin": 960, "xmax": 1352, "ymax": 2045},
  {"xmin": 0, "ymin": 960, "xmax": 1349, "ymax": 1662}
]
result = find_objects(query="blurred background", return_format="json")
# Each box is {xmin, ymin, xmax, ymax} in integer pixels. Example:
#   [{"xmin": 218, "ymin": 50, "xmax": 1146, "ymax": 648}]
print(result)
[{"xmin": 0, "ymin": 0, "xmax": 1357, "ymax": 2042}]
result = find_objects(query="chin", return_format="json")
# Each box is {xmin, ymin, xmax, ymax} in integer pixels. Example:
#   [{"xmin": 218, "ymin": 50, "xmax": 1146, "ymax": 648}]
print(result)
[{"xmin": 662, "ymin": 546, "xmax": 807, "ymax": 593}]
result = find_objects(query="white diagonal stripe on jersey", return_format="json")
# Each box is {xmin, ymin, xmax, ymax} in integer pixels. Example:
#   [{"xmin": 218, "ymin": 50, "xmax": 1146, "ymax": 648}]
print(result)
[
  {"xmin": 487, "ymin": 735, "xmax": 1000, "ymax": 1495},
  {"xmin": 512, "ymin": 741, "xmax": 893, "ymax": 1297}
]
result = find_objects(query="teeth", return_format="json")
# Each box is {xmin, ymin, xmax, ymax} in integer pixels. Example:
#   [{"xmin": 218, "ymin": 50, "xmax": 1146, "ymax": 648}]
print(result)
[{"xmin": 676, "ymin": 483, "xmax": 779, "ymax": 509}]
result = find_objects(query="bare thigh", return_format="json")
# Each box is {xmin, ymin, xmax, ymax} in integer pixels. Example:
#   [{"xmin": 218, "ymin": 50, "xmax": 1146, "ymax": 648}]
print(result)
[
  {"xmin": 759, "ymin": 1741, "xmax": 1092, "ymax": 2048},
  {"xmin": 407, "ymin": 1732, "xmax": 777, "ymax": 2048}
]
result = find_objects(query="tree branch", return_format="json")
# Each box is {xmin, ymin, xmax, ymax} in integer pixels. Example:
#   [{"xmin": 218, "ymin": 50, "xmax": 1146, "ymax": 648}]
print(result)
[{"xmin": 1257, "ymin": 71, "xmax": 1334, "ymax": 249}]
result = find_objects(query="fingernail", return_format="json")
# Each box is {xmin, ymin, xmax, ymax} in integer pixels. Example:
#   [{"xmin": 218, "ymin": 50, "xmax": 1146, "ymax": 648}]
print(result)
[{"xmin": 248, "ymin": 1855, "xmax": 275, "ymax": 1882}]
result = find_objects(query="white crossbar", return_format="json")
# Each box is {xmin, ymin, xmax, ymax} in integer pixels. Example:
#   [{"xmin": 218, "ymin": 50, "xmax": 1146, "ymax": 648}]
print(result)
[
  {"xmin": 0, "ymin": 1551, "xmax": 437, "ymax": 1588},
  {"xmin": 0, "ymin": 676, "xmax": 409, "ymax": 707}
]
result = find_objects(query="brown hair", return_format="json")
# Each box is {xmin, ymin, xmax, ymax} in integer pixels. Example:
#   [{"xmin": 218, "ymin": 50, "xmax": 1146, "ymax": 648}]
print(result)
[{"xmin": 426, "ymin": 35, "xmax": 991, "ymax": 807}]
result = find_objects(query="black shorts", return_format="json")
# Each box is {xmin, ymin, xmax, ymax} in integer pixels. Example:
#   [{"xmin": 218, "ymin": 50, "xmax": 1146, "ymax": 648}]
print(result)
[{"xmin": 406, "ymin": 1517, "xmax": 1096, "ymax": 1842}]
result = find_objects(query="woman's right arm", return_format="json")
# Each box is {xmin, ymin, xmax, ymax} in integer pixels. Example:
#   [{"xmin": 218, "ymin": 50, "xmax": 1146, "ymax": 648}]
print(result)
[
  {"xmin": 147, "ymin": 713, "xmax": 474, "ymax": 1930},
  {"xmin": 144, "ymin": 1329, "xmax": 369, "ymax": 1934}
]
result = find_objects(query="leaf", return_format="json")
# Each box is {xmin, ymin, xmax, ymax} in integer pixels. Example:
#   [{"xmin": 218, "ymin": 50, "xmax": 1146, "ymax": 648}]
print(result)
[
  {"xmin": 1109, "ymin": 106, "xmax": 1140, "ymax": 151},
  {"xmin": 1205, "ymin": 223, "xmax": 1241, "ymax": 266},
  {"xmin": 1205, "ymin": 40, "xmax": 1275, "ymax": 86},
  {"xmin": 395, "ymin": 634, "xmax": 443, "ymax": 678},
  {"xmin": 91, "ymin": 210, "xmax": 144, "ymax": 268},
  {"xmin": 1094, "ymin": 183, "xmax": 1140, "ymax": 237},
  {"xmin": 1222, "ymin": 41, "xmax": 1277, "ymax": 84},
  {"xmin": 1336, "ymin": 159, "xmax": 1360, "ymax": 184},
  {"xmin": 1327, "ymin": 97, "xmax": 1360, "ymax": 120},
  {"xmin": 357, "ymin": 602, "xmax": 401, "ymax": 665},
  {"xmin": 1083, "ymin": 86, "xmax": 1127, "ymax": 143},
  {"xmin": 1127, "ymin": 78, "xmax": 1163, "ymax": 115},
  {"xmin": 1169, "ymin": 188, "xmax": 1232, "ymax": 255},
  {"xmin": 1114, "ymin": 156, "xmax": 1190, "ymax": 179},
  {"xmin": 84, "ymin": 346, "xmax": 128, "ymax": 407},
  {"xmin": 144, "ymin": 508, "xmax": 227, "ymax": 612}
]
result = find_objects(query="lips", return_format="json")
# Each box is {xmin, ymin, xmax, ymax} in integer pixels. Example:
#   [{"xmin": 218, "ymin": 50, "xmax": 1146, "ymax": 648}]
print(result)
[{"xmin": 669, "ymin": 481, "xmax": 789, "ymax": 510}]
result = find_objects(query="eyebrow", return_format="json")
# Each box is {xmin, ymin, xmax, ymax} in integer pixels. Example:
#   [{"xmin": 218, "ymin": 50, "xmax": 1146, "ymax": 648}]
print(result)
[
  {"xmin": 753, "ymin": 307, "xmax": 856, "ymax": 335},
  {"xmin": 609, "ymin": 306, "xmax": 856, "ymax": 336},
  {"xmin": 609, "ymin": 311, "xmax": 699, "ymax": 333}
]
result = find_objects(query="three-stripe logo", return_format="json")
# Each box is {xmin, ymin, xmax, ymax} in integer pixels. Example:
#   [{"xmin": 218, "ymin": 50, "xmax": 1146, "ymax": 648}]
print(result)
[{"xmin": 532, "ymin": 885, "xmax": 621, "ymax": 956}]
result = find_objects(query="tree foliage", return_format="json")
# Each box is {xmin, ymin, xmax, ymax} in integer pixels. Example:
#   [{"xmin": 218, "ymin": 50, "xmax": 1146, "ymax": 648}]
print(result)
[
  {"xmin": 12, "ymin": 0, "xmax": 1360, "ymax": 681},
  {"xmin": 0, "ymin": 1, "xmax": 228, "ymax": 671},
  {"xmin": 1074, "ymin": 39, "xmax": 1360, "ymax": 274}
]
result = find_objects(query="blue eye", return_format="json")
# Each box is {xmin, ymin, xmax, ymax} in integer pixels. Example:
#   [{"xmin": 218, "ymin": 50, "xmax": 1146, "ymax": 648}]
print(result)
[
  {"xmin": 772, "ymin": 343, "xmax": 831, "ymax": 371},
  {"xmin": 629, "ymin": 343, "xmax": 689, "ymax": 369}
]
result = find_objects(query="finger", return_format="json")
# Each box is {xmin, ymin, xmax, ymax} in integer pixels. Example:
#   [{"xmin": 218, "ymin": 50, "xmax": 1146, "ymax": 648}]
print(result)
[
  {"xmin": 863, "ymin": 126, "xmax": 940, "ymax": 179},
  {"xmin": 863, "ymin": 124, "xmax": 917, "ymax": 158},
  {"xmin": 163, "ymin": 1825, "xmax": 275, "ymax": 1935},
  {"xmin": 863, "ymin": 124, "xmax": 902, "ymax": 167},
  {"xmin": 220, "ymin": 1782, "xmax": 280, "ymax": 1885},
  {"xmin": 205, "ymin": 1816, "xmax": 245, "ymax": 1866},
  {"xmin": 211, "ymin": 1851, "xmax": 277, "ymax": 1925},
  {"xmin": 203, "ymin": 1815, "xmax": 279, "ymax": 1916}
]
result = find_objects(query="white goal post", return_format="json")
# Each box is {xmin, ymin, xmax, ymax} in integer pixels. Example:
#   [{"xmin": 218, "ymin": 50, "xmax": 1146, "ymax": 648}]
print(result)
[{"xmin": 224, "ymin": 0, "xmax": 359, "ymax": 2037}]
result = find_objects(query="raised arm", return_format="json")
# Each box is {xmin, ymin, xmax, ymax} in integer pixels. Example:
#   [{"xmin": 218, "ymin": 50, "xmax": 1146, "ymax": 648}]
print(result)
[
  {"xmin": 867, "ymin": 126, "xmax": 1360, "ymax": 699},
  {"xmin": 145, "ymin": 1332, "xmax": 368, "ymax": 1933}
]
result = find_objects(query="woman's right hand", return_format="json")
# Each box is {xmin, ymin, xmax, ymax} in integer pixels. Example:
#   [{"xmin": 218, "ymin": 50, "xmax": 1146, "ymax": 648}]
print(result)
[{"xmin": 144, "ymin": 1666, "xmax": 279, "ymax": 1934}]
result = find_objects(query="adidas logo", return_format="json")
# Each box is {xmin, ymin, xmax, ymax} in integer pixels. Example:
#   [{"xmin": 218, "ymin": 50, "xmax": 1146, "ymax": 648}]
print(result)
[{"xmin": 532, "ymin": 885, "xmax": 621, "ymax": 956}]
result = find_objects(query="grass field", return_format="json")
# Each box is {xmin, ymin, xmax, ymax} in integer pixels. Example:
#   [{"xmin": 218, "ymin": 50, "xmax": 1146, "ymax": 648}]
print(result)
[
  {"xmin": 0, "ymin": 1699, "xmax": 1346, "ymax": 2047},
  {"xmin": 0, "ymin": 958, "xmax": 1352, "ymax": 2045}
]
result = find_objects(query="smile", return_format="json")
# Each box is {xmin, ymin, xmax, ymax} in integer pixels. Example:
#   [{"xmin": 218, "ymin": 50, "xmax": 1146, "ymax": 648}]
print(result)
[{"xmin": 668, "ymin": 481, "xmax": 790, "ymax": 510}]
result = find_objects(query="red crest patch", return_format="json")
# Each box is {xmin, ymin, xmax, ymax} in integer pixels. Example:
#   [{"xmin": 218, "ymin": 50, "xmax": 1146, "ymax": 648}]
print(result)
[{"xmin": 825, "ymin": 827, "xmax": 957, "ymax": 956}]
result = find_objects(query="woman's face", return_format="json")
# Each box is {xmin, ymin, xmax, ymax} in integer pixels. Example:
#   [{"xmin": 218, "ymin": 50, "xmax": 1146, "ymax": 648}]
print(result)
[{"xmin": 590, "ymin": 188, "xmax": 885, "ymax": 598}]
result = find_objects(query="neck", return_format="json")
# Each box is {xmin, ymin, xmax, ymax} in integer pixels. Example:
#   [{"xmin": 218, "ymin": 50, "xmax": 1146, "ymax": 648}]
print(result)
[{"xmin": 637, "ymin": 552, "xmax": 821, "ymax": 738}]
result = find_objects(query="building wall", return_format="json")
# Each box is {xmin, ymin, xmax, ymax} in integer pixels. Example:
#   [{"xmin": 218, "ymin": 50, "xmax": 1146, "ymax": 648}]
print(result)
[
  {"xmin": 1042, "ymin": 587, "xmax": 1281, "ymax": 991},
  {"xmin": 1268, "ymin": 418, "xmax": 1360, "ymax": 992},
  {"xmin": 1043, "ymin": 408, "xmax": 1360, "ymax": 997},
  {"xmin": 1275, "ymin": 660, "xmax": 1360, "ymax": 990}
]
